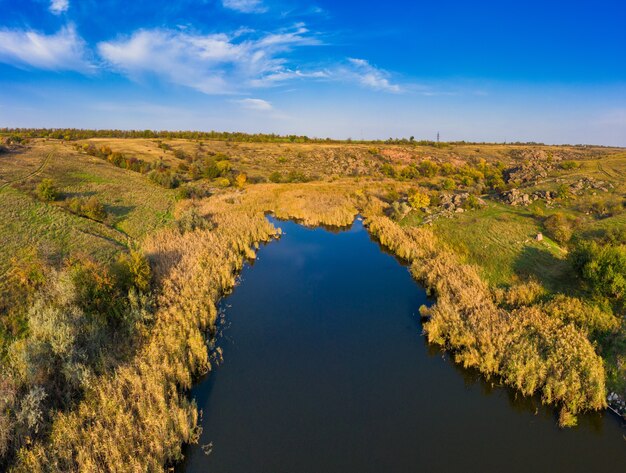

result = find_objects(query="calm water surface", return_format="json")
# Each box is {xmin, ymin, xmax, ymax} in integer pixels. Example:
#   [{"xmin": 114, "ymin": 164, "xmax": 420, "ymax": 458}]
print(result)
[{"xmin": 181, "ymin": 217, "xmax": 626, "ymax": 473}]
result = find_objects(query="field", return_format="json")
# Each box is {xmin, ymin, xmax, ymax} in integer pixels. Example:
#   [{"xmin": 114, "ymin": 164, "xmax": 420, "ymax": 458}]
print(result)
[
  {"xmin": 0, "ymin": 140, "xmax": 176, "ymax": 272},
  {"xmin": 426, "ymin": 203, "xmax": 570, "ymax": 290},
  {"xmin": 0, "ymin": 132, "xmax": 625, "ymax": 471}
]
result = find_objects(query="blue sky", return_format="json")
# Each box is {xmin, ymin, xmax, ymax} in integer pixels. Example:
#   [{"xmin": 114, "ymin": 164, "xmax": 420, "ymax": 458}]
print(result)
[{"xmin": 0, "ymin": 0, "xmax": 624, "ymax": 145}]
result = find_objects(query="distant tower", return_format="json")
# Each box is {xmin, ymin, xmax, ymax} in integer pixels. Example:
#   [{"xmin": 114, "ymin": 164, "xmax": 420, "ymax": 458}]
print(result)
[{"xmin": 437, "ymin": 132, "xmax": 440, "ymax": 143}]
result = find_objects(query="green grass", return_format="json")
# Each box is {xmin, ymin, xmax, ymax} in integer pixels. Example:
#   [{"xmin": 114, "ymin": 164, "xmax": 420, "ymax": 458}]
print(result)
[
  {"xmin": 43, "ymin": 149, "xmax": 176, "ymax": 239},
  {"xmin": 0, "ymin": 186, "xmax": 124, "ymax": 274},
  {"xmin": 69, "ymin": 170, "xmax": 111, "ymax": 184},
  {"xmin": 0, "ymin": 143, "xmax": 176, "ymax": 276},
  {"xmin": 412, "ymin": 202, "xmax": 571, "ymax": 290}
]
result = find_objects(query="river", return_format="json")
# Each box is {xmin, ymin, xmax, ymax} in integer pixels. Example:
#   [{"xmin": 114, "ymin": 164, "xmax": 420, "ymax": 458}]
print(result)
[{"xmin": 180, "ymin": 217, "xmax": 626, "ymax": 473}]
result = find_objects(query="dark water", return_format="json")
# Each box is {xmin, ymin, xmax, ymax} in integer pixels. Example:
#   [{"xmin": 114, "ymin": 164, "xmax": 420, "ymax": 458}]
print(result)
[{"xmin": 181, "ymin": 217, "xmax": 626, "ymax": 473}]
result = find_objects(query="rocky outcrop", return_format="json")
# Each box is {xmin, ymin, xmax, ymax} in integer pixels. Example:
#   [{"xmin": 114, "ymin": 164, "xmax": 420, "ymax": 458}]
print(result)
[
  {"xmin": 422, "ymin": 192, "xmax": 486, "ymax": 224},
  {"xmin": 568, "ymin": 177, "xmax": 613, "ymax": 195},
  {"xmin": 500, "ymin": 175, "xmax": 616, "ymax": 206},
  {"xmin": 504, "ymin": 149, "xmax": 560, "ymax": 185},
  {"xmin": 500, "ymin": 188, "xmax": 556, "ymax": 206}
]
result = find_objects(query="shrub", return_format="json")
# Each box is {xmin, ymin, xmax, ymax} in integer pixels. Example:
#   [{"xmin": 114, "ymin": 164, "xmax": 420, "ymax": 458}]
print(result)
[
  {"xmin": 234, "ymin": 173, "xmax": 247, "ymax": 188},
  {"xmin": 544, "ymin": 213, "xmax": 573, "ymax": 244},
  {"xmin": 418, "ymin": 160, "xmax": 439, "ymax": 177},
  {"xmin": 439, "ymin": 163, "xmax": 455, "ymax": 175},
  {"xmin": 215, "ymin": 177, "xmax": 231, "ymax": 188},
  {"xmin": 603, "ymin": 227, "xmax": 626, "ymax": 245},
  {"xmin": 285, "ymin": 171, "xmax": 309, "ymax": 183},
  {"xmin": 560, "ymin": 160, "xmax": 579, "ymax": 170},
  {"xmin": 149, "ymin": 169, "xmax": 180, "ymax": 189},
  {"xmin": 390, "ymin": 201, "xmax": 411, "ymax": 221},
  {"xmin": 589, "ymin": 198, "xmax": 624, "ymax": 218},
  {"xmin": 173, "ymin": 149, "xmax": 187, "ymax": 160},
  {"xmin": 399, "ymin": 166, "xmax": 419, "ymax": 180},
  {"xmin": 190, "ymin": 158, "xmax": 230, "ymax": 180},
  {"xmin": 67, "ymin": 197, "xmax": 107, "ymax": 222},
  {"xmin": 408, "ymin": 189, "xmax": 430, "ymax": 209},
  {"xmin": 117, "ymin": 249, "xmax": 151, "ymax": 293},
  {"xmin": 485, "ymin": 174, "xmax": 506, "ymax": 192},
  {"xmin": 36, "ymin": 179, "xmax": 58, "ymax": 202},
  {"xmin": 67, "ymin": 258, "xmax": 119, "ymax": 315},
  {"xmin": 269, "ymin": 171, "xmax": 282, "ymax": 183},
  {"xmin": 462, "ymin": 195, "xmax": 482, "ymax": 210},
  {"xmin": 216, "ymin": 160, "xmax": 231, "ymax": 174},
  {"xmin": 380, "ymin": 163, "xmax": 396, "ymax": 178},
  {"xmin": 82, "ymin": 197, "xmax": 107, "ymax": 221},
  {"xmin": 441, "ymin": 178, "xmax": 456, "ymax": 191},
  {"xmin": 571, "ymin": 241, "xmax": 626, "ymax": 301},
  {"xmin": 556, "ymin": 183, "xmax": 570, "ymax": 200},
  {"xmin": 176, "ymin": 184, "xmax": 210, "ymax": 200},
  {"xmin": 175, "ymin": 206, "xmax": 214, "ymax": 234}
]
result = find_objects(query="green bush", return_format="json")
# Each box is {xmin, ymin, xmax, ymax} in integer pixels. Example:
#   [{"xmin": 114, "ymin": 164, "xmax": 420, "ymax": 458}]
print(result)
[
  {"xmin": 556, "ymin": 183, "xmax": 570, "ymax": 200},
  {"xmin": 571, "ymin": 241, "xmax": 626, "ymax": 301},
  {"xmin": 441, "ymin": 178, "xmax": 456, "ymax": 191},
  {"xmin": 380, "ymin": 163, "xmax": 396, "ymax": 178},
  {"xmin": 173, "ymin": 149, "xmax": 187, "ymax": 160},
  {"xmin": 285, "ymin": 171, "xmax": 309, "ymax": 183},
  {"xmin": 418, "ymin": 160, "xmax": 439, "ymax": 177},
  {"xmin": 148, "ymin": 169, "xmax": 180, "ymax": 189},
  {"xmin": 269, "ymin": 171, "xmax": 282, "ymax": 183},
  {"xmin": 67, "ymin": 197, "xmax": 107, "ymax": 222},
  {"xmin": 117, "ymin": 249, "xmax": 151, "ymax": 293},
  {"xmin": 560, "ymin": 160, "xmax": 579, "ymax": 170},
  {"xmin": 36, "ymin": 179, "xmax": 58, "ymax": 202},
  {"xmin": 462, "ymin": 195, "xmax": 482, "ymax": 210},
  {"xmin": 544, "ymin": 213, "xmax": 573, "ymax": 244}
]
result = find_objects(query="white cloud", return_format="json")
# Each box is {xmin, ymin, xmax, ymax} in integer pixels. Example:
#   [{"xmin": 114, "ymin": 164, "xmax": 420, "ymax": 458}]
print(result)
[
  {"xmin": 0, "ymin": 25, "xmax": 94, "ymax": 73},
  {"xmin": 222, "ymin": 0, "xmax": 266, "ymax": 13},
  {"xmin": 97, "ymin": 26, "xmax": 320, "ymax": 94},
  {"xmin": 344, "ymin": 58, "xmax": 401, "ymax": 93},
  {"xmin": 49, "ymin": 0, "xmax": 69, "ymax": 14},
  {"xmin": 237, "ymin": 98, "xmax": 273, "ymax": 111},
  {"xmin": 248, "ymin": 69, "xmax": 329, "ymax": 87}
]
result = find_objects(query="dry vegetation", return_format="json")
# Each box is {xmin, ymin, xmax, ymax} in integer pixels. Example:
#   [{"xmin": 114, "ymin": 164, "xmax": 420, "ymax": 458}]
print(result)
[{"xmin": 0, "ymin": 131, "xmax": 625, "ymax": 471}]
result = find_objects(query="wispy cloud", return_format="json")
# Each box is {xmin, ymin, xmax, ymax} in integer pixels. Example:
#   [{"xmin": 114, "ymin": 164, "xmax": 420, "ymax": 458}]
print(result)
[
  {"xmin": 342, "ymin": 58, "xmax": 401, "ymax": 93},
  {"xmin": 97, "ymin": 25, "xmax": 320, "ymax": 94},
  {"xmin": 0, "ymin": 25, "xmax": 94, "ymax": 73},
  {"xmin": 236, "ymin": 98, "xmax": 273, "ymax": 110},
  {"xmin": 249, "ymin": 69, "xmax": 329, "ymax": 87},
  {"xmin": 49, "ymin": 0, "xmax": 69, "ymax": 15},
  {"xmin": 222, "ymin": 0, "xmax": 266, "ymax": 13}
]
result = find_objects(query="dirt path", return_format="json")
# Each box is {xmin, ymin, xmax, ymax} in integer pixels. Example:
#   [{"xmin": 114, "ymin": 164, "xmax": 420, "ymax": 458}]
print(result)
[{"xmin": 0, "ymin": 150, "xmax": 54, "ymax": 191}]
